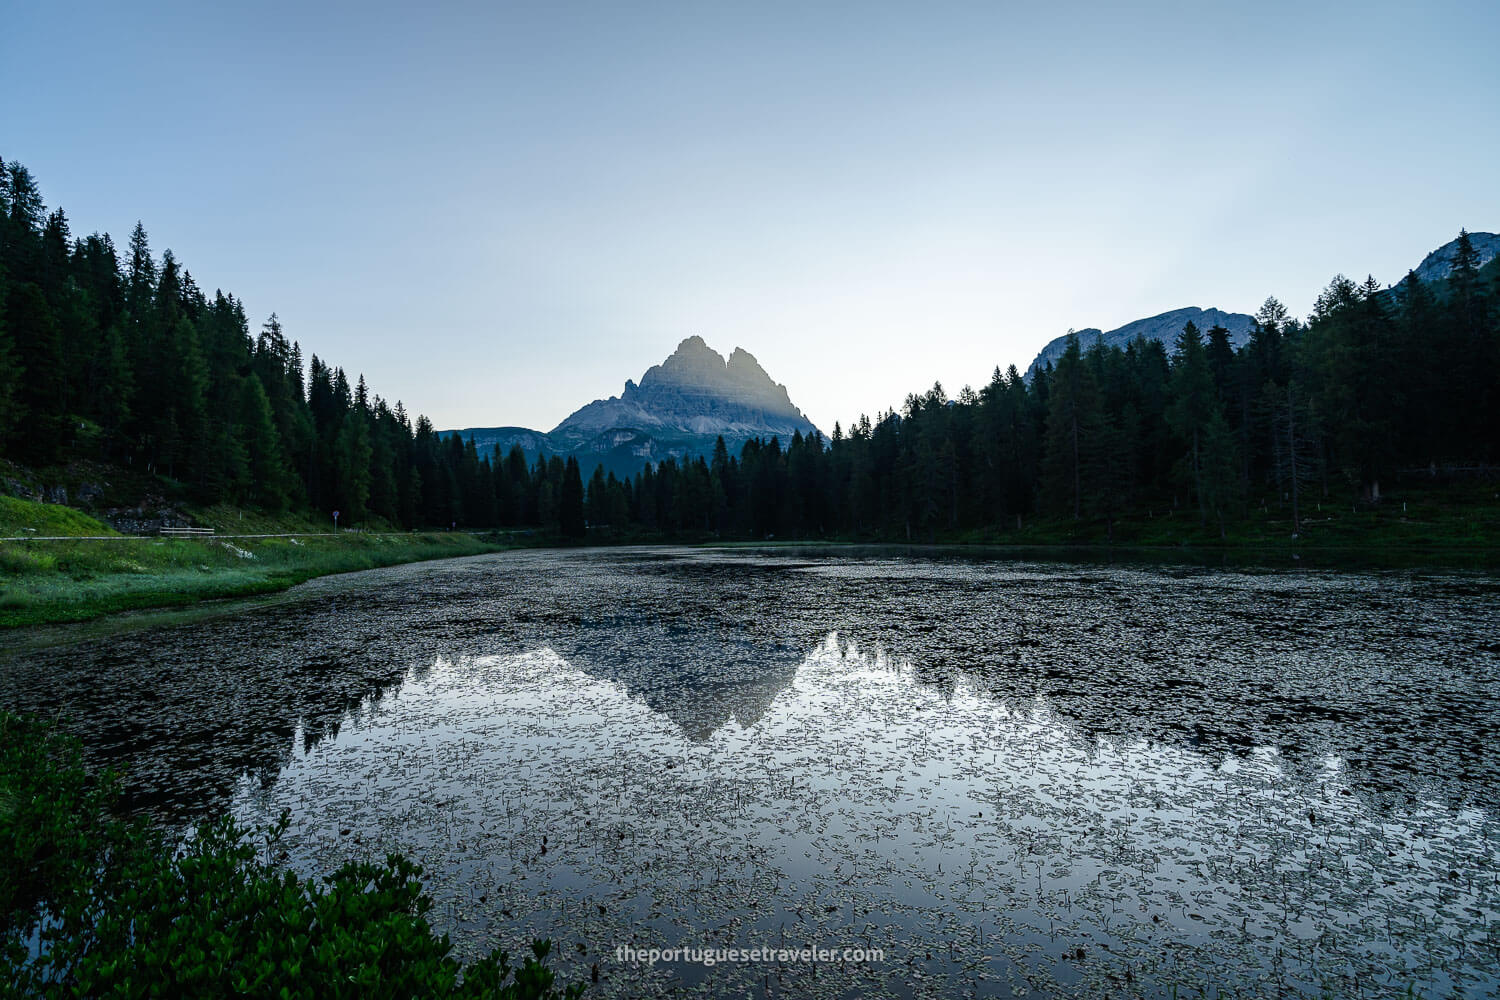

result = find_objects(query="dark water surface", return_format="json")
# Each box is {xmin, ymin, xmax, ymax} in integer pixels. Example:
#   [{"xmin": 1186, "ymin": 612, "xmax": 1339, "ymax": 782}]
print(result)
[{"xmin": 3, "ymin": 547, "xmax": 1499, "ymax": 998}]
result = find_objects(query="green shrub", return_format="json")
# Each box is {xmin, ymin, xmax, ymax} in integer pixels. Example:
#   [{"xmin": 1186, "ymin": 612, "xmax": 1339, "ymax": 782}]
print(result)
[
  {"xmin": 0, "ymin": 548, "xmax": 55, "ymax": 575},
  {"xmin": 0, "ymin": 714, "xmax": 583, "ymax": 999}
]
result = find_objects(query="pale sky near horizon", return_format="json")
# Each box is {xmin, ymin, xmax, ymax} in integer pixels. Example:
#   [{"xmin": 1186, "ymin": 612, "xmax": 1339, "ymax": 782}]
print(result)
[{"xmin": 3, "ymin": 1, "xmax": 1498, "ymax": 434}]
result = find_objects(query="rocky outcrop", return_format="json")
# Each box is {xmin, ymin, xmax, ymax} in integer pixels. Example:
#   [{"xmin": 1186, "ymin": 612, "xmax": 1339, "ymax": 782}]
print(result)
[{"xmin": 1404, "ymin": 231, "xmax": 1500, "ymax": 285}]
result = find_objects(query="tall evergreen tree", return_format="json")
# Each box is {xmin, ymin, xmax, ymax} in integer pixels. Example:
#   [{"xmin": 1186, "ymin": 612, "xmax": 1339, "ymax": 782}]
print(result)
[
  {"xmin": 1040, "ymin": 334, "xmax": 1104, "ymax": 520},
  {"xmin": 0, "ymin": 305, "xmax": 21, "ymax": 445},
  {"xmin": 239, "ymin": 375, "xmax": 291, "ymax": 510},
  {"xmin": 1166, "ymin": 321, "xmax": 1221, "ymax": 523}
]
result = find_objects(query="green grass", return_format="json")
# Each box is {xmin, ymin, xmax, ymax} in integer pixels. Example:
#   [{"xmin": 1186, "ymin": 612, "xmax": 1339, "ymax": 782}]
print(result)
[
  {"xmin": 186, "ymin": 503, "xmax": 385, "ymax": 535},
  {"xmin": 0, "ymin": 532, "xmax": 516, "ymax": 628},
  {"xmin": 0, "ymin": 496, "xmax": 118, "ymax": 538}
]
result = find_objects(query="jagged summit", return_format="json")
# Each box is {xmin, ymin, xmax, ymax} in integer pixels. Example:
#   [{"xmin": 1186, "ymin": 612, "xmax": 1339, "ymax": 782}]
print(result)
[{"xmin": 551, "ymin": 337, "xmax": 818, "ymax": 442}]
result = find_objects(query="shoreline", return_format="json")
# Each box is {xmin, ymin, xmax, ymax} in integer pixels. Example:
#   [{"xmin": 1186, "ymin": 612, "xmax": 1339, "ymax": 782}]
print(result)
[
  {"xmin": 5, "ymin": 532, "xmax": 1499, "ymax": 641},
  {"xmin": 0, "ymin": 532, "xmax": 524, "ymax": 633}
]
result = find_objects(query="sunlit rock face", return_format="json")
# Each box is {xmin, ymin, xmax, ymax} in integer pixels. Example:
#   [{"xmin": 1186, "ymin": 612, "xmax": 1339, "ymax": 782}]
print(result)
[{"xmin": 551, "ymin": 336, "xmax": 820, "ymax": 442}]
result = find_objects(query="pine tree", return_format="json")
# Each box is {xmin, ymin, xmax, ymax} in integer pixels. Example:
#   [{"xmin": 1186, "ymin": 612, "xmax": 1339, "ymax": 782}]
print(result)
[
  {"xmin": 0, "ymin": 307, "xmax": 21, "ymax": 445},
  {"xmin": 1269, "ymin": 380, "xmax": 1319, "ymax": 533},
  {"xmin": 1098, "ymin": 401, "xmax": 1139, "ymax": 539},
  {"xmin": 1040, "ymin": 333, "xmax": 1104, "ymax": 520},
  {"xmin": 333, "ymin": 413, "xmax": 372, "ymax": 521},
  {"xmin": 1205, "ymin": 324, "xmax": 1235, "ymax": 399},
  {"xmin": 585, "ymin": 463, "xmax": 608, "ymax": 527},
  {"xmin": 240, "ymin": 375, "xmax": 290, "ymax": 510},
  {"xmin": 126, "ymin": 222, "xmax": 156, "ymax": 305},
  {"xmin": 5, "ymin": 282, "xmax": 67, "ymax": 461},
  {"xmin": 4, "ymin": 162, "xmax": 45, "ymax": 232},
  {"xmin": 168, "ymin": 316, "xmax": 211, "ymax": 485},
  {"xmin": 88, "ymin": 321, "xmax": 132, "ymax": 456},
  {"xmin": 1450, "ymin": 229, "xmax": 1480, "ymax": 303},
  {"xmin": 1166, "ymin": 321, "xmax": 1223, "ymax": 524},
  {"xmin": 1198, "ymin": 411, "xmax": 1242, "ymax": 538}
]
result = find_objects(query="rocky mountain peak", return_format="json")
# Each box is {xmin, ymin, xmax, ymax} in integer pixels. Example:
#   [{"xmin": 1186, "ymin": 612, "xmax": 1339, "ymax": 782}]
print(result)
[
  {"xmin": 726, "ymin": 347, "xmax": 776, "ymax": 385},
  {"xmin": 663, "ymin": 335, "xmax": 720, "ymax": 366},
  {"xmin": 639, "ymin": 336, "xmax": 731, "ymax": 391},
  {"xmin": 550, "ymin": 338, "xmax": 820, "ymax": 442},
  {"xmin": 727, "ymin": 346, "xmax": 762, "ymax": 369}
]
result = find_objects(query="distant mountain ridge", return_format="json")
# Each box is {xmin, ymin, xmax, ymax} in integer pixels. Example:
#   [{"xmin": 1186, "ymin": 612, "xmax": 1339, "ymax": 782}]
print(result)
[
  {"xmin": 1025, "ymin": 307, "xmax": 1256, "ymax": 379},
  {"xmin": 445, "ymin": 338, "xmax": 820, "ymax": 480},
  {"xmin": 1023, "ymin": 231, "xmax": 1499, "ymax": 379},
  {"xmin": 1402, "ymin": 231, "xmax": 1500, "ymax": 286}
]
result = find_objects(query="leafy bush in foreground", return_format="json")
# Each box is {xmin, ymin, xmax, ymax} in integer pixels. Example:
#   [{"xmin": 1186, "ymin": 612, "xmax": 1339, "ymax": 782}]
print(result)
[{"xmin": 0, "ymin": 713, "xmax": 582, "ymax": 998}]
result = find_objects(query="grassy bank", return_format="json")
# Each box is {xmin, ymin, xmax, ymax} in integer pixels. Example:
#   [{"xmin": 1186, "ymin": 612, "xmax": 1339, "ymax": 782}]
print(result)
[
  {"xmin": 0, "ymin": 495, "xmax": 122, "ymax": 537},
  {"xmin": 0, "ymin": 522, "xmax": 519, "ymax": 628}
]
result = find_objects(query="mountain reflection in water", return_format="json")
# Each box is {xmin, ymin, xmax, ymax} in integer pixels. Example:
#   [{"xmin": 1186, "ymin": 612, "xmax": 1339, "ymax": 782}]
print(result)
[
  {"xmin": 2, "ymin": 547, "xmax": 1498, "ymax": 997},
  {"xmin": 232, "ymin": 634, "xmax": 1499, "ymax": 999}
]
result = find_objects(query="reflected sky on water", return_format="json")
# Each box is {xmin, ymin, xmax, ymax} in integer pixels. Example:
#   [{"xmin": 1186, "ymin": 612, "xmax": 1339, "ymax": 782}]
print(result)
[{"xmin": 4, "ymin": 547, "xmax": 1499, "ymax": 997}]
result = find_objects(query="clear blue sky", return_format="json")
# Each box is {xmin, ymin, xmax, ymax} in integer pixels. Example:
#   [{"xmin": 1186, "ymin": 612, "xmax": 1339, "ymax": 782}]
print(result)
[{"xmin": 3, "ymin": 1, "xmax": 1497, "ymax": 433}]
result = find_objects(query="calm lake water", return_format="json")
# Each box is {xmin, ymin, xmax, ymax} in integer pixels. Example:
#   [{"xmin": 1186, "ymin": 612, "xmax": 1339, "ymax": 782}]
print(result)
[{"xmin": 4, "ymin": 547, "xmax": 1499, "ymax": 998}]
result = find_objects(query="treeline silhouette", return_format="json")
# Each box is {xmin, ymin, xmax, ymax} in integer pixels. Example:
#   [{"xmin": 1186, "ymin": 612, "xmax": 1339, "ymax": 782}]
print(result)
[{"xmin": 1, "ymin": 156, "xmax": 1496, "ymax": 540}]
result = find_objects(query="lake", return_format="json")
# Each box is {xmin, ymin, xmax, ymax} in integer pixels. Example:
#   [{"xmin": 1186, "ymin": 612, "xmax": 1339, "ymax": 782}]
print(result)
[{"xmin": 3, "ymin": 546, "xmax": 1498, "ymax": 998}]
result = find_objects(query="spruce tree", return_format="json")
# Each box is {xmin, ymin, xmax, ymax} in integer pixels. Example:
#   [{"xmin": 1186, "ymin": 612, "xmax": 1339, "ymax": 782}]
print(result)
[
  {"xmin": 1166, "ymin": 321, "xmax": 1221, "ymax": 524},
  {"xmin": 0, "ymin": 306, "xmax": 21, "ymax": 445},
  {"xmin": 5, "ymin": 282, "xmax": 67, "ymax": 461},
  {"xmin": 1039, "ymin": 333, "xmax": 1104, "ymax": 520},
  {"xmin": 333, "ymin": 414, "xmax": 373, "ymax": 521},
  {"xmin": 1198, "ymin": 411, "xmax": 1241, "ymax": 538},
  {"xmin": 240, "ymin": 375, "xmax": 290, "ymax": 510},
  {"xmin": 1205, "ymin": 324, "xmax": 1235, "ymax": 399}
]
